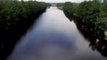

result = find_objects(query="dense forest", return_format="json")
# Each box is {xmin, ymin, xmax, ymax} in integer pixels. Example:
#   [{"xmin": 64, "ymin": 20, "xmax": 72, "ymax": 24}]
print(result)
[
  {"xmin": 63, "ymin": 0, "xmax": 107, "ymax": 57},
  {"xmin": 0, "ymin": 0, "xmax": 47, "ymax": 60},
  {"xmin": 63, "ymin": 0, "xmax": 107, "ymax": 36}
]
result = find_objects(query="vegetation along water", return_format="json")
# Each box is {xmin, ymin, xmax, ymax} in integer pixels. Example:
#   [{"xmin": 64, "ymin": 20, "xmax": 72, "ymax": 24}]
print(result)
[
  {"xmin": 0, "ymin": 0, "xmax": 107, "ymax": 60},
  {"xmin": 63, "ymin": 0, "xmax": 107, "ymax": 57},
  {"xmin": 0, "ymin": 0, "xmax": 46, "ymax": 60}
]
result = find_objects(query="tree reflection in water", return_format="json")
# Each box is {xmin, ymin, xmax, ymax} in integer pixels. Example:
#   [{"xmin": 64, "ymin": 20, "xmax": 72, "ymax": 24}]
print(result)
[{"xmin": 74, "ymin": 20, "xmax": 107, "ymax": 57}]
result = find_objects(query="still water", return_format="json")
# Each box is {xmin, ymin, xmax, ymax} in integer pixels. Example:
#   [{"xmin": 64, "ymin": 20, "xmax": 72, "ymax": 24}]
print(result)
[{"xmin": 7, "ymin": 7, "xmax": 107, "ymax": 60}]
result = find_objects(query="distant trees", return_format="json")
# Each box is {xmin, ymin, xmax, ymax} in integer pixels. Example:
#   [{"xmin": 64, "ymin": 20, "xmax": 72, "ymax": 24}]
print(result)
[
  {"xmin": 96, "ymin": 1, "xmax": 107, "ymax": 30},
  {"xmin": 63, "ymin": 1, "xmax": 107, "ymax": 31},
  {"xmin": 78, "ymin": 1, "xmax": 100, "ymax": 22},
  {"xmin": 0, "ymin": 0, "xmax": 46, "ymax": 60},
  {"xmin": 63, "ymin": 2, "xmax": 78, "ymax": 20},
  {"xmin": 63, "ymin": 1, "xmax": 107, "ymax": 57}
]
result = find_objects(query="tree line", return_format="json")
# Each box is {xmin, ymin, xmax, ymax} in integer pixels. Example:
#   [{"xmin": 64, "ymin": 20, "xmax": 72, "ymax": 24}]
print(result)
[
  {"xmin": 63, "ymin": 0, "xmax": 107, "ymax": 57},
  {"xmin": 0, "ymin": 0, "xmax": 47, "ymax": 60},
  {"xmin": 63, "ymin": 0, "xmax": 107, "ymax": 33}
]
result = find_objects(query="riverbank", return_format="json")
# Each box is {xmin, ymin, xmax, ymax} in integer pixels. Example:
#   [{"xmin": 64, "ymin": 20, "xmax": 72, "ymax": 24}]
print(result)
[
  {"xmin": 62, "ymin": 1, "xmax": 107, "ymax": 57},
  {"xmin": 0, "ymin": 1, "xmax": 47, "ymax": 60},
  {"xmin": 7, "ymin": 6, "xmax": 107, "ymax": 60},
  {"xmin": 62, "ymin": 1, "xmax": 107, "ymax": 39}
]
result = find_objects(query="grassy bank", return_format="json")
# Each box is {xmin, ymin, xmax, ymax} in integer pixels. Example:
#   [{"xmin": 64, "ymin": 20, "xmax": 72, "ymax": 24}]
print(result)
[{"xmin": 0, "ymin": 1, "xmax": 47, "ymax": 60}]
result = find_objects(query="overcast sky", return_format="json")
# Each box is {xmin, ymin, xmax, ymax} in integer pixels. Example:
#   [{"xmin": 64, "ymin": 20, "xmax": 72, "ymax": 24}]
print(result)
[{"xmin": 36, "ymin": 0, "xmax": 86, "ymax": 3}]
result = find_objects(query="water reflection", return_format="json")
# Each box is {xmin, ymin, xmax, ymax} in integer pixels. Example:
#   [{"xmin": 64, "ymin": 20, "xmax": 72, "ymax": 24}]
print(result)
[
  {"xmin": 7, "ymin": 7, "xmax": 107, "ymax": 60},
  {"xmin": 74, "ymin": 19, "xmax": 107, "ymax": 57}
]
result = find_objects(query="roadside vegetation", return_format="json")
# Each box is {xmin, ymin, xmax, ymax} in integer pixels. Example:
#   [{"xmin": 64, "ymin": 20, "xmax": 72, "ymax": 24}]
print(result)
[{"xmin": 0, "ymin": 0, "xmax": 47, "ymax": 60}]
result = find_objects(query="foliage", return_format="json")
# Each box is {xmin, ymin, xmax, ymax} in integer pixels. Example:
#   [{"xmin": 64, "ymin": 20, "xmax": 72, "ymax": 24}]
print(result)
[
  {"xmin": 63, "ymin": 1, "xmax": 107, "ymax": 31},
  {"xmin": 77, "ymin": 1, "xmax": 100, "ymax": 22},
  {"xmin": 0, "ymin": 1, "xmax": 47, "ymax": 60},
  {"xmin": 0, "ymin": 0, "xmax": 46, "ymax": 32},
  {"xmin": 63, "ymin": 2, "xmax": 78, "ymax": 20},
  {"xmin": 96, "ymin": 1, "xmax": 107, "ymax": 30},
  {"xmin": 63, "ymin": 1, "xmax": 107, "ymax": 57}
]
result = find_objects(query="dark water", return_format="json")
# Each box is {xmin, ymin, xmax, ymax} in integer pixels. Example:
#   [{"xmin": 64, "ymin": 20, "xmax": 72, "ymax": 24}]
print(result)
[{"xmin": 7, "ymin": 7, "xmax": 107, "ymax": 60}]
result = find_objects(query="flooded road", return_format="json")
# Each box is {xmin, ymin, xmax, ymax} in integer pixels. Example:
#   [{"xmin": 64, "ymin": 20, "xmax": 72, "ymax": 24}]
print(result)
[{"xmin": 7, "ymin": 7, "xmax": 107, "ymax": 60}]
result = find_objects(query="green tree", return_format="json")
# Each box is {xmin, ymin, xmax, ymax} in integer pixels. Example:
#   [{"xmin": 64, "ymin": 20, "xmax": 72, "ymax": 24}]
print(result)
[{"xmin": 77, "ymin": 1, "xmax": 100, "ymax": 22}]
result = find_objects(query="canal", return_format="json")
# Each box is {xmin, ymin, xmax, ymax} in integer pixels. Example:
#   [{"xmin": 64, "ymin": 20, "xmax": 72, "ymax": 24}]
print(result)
[{"xmin": 7, "ymin": 7, "xmax": 107, "ymax": 60}]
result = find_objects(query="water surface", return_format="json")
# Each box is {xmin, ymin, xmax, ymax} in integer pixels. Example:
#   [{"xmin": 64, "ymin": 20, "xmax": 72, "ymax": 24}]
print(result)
[{"xmin": 7, "ymin": 7, "xmax": 107, "ymax": 60}]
